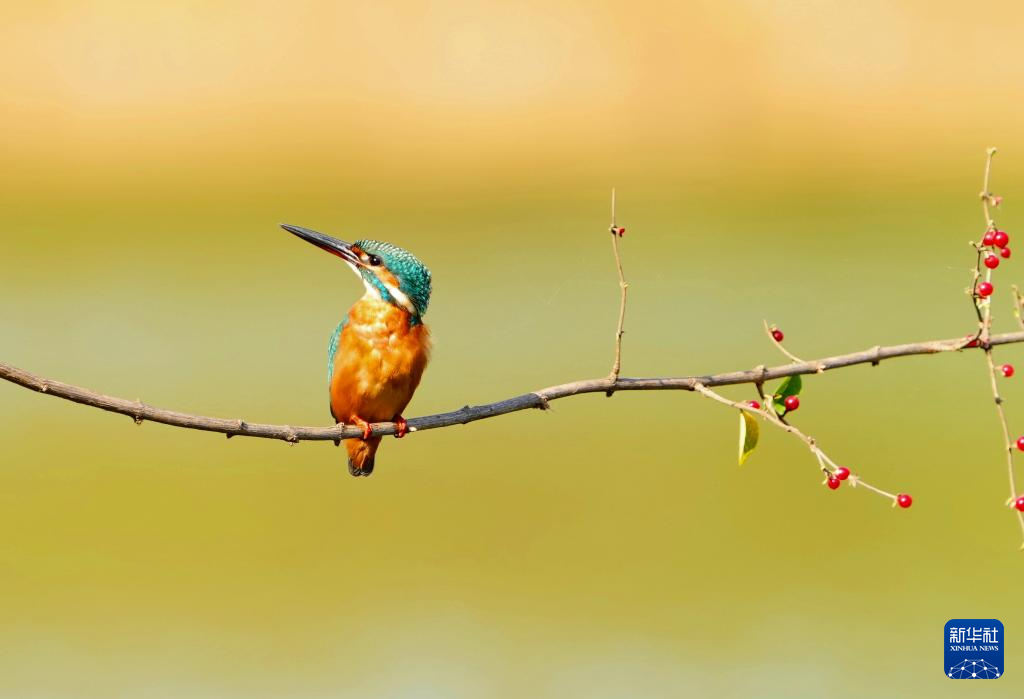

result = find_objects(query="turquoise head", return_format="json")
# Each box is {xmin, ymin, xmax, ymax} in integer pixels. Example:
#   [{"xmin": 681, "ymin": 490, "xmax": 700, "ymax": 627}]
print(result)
[{"xmin": 282, "ymin": 224, "xmax": 432, "ymax": 322}]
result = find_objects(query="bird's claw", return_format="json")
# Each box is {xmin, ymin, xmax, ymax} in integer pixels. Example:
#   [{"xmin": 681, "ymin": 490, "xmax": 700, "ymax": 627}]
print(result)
[
  {"xmin": 393, "ymin": 415, "xmax": 408, "ymax": 439},
  {"xmin": 350, "ymin": 416, "xmax": 373, "ymax": 440}
]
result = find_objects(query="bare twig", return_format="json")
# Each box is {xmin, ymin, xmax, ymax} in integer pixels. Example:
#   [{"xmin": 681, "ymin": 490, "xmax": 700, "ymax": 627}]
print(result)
[
  {"xmin": 981, "ymin": 147, "xmax": 998, "ymax": 230},
  {"xmin": 607, "ymin": 188, "xmax": 629, "ymax": 388},
  {"xmin": 2, "ymin": 332, "xmax": 1020, "ymax": 443},
  {"xmin": 763, "ymin": 320, "xmax": 818, "ymax": 367},
  {"xmin": 692, "ymin": 382, "xmax": 898, "ymax": 503},
  {"xmin": 982, "ymin": 349, "xmax": 1023, "ymax": 544}
]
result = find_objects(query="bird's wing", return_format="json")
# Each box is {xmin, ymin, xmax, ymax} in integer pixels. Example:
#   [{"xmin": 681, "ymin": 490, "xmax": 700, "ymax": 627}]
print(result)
[
  {"xmin": 328, "ymin": 316, "xmax": 348, "ymax": 382},
  {"xmin": 327, "ymin": 316, "xmax": 349, "ymax": 422}
]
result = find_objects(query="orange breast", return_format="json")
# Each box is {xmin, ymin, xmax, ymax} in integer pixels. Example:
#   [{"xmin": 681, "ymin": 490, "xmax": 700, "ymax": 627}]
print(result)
[{"xmin": 329, "ymin": 296, "xmax": 431, "ymax": 424}]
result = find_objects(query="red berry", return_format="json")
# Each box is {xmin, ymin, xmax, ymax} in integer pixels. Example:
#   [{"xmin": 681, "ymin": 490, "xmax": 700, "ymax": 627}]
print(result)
[
  {"xmin": 747, "ymin": 400, "xmax": 761, "ymax": 410},
  {"xmin": 835, "ymin": 466, "xmax": 850, "ymax": 481},
  {"xmin": 1002, "ymin": 364, "xmax": 1015, "ymax": 378},
  {"xmin": 616, "ymin": 227, "xmax": 625, "ymax": 237},
  {"xmin": 994, "ymin": 230, "xmax": 1010, "ymax": 248},
  {"xmin": 827, "ymin": 477, "xmax": 841, "ymax": 490},
  {"xmin": 1016, "ymin": 436, "xmax": 1024, "ymax": 451},
  {"xmin": 978, "ymin": 281, "xmax": 994, "ymax": 297},
  {"xmin": 896, "ymin": 493, "xmax": 913, "ymax": 508},
  {"xmin": 985, "ymin": 254, "xmax": 1000, "ymax": 269},
  {"xmin": 783, "ymin": 395, "xmax": 800, "ymax": 411},
  {"xmin": 1001, "ymin": 247, "xmax": 1012, "ymax": 259},
  {"xmin": 964, "ymin": 335, "xmax": 980, "ymax": 348},
  {"xmin": 1015, "ymin": 496, "xmax": 1024, "ymax": 512},
  {"xmin": 771, "ymin": 329, "xmax": 784, "ymax": 342},
  {"xmin": 983, "ymin": 230, "xmax": 997, "ymax": 246}
]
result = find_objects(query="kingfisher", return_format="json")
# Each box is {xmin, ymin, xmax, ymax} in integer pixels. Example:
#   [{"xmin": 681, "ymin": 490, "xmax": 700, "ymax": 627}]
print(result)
[{"xmin": 282, "ymin": 224, "xmax": 432, "ymax": 477}]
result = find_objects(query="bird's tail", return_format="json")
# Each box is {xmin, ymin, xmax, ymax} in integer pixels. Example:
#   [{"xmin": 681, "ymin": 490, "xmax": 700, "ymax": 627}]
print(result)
[{"xmin": 346, "ymin": 437, "xmax": 382, "ymax": 477}]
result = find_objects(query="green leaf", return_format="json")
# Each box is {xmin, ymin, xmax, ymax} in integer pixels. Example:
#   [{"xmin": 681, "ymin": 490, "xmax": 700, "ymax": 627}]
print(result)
[
  {"xmin": 738, "ymin": 410, "xmax": 759, "ymax": 465},
  {"xmin": 774, "ymin": 374, "xmax": 802, "ymax": 399},
  {"xmin": 772, "ymin": 375, "xmax": 802, "ymax": 415}
]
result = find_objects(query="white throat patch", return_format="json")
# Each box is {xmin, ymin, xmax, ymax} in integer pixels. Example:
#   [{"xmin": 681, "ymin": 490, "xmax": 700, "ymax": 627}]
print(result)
[
  {"xmin": 382, "ymin": 280, "xmax": 417, "ymax": 315},
  {"xmin": 353, "ymin": 265, "xmax": 417, "ymax": 315}
]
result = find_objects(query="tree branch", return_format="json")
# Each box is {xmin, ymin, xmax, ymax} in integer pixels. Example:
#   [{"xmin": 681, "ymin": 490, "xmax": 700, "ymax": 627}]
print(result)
[{"xmin": 3, "ymin": 330, "xmax": 1022, "ymax": 443}]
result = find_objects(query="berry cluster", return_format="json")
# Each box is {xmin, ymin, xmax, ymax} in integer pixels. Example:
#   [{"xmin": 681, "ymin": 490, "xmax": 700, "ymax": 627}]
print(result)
[
  {"xmin": 977, "ymin": 229, "xmax": 1011, "ymax": 299},
  {"xmin": 981, "ymin": 228, "xmax": 1010, "ymax": 250},
  {"xmin": 826, "ymin": 466, "xmax": 850, "ymax": 490}
]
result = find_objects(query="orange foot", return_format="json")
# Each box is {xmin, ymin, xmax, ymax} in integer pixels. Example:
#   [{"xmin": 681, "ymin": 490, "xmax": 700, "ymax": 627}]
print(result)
[
  {"xmin": 350, "ymin": 415, "xmax": 373, "ymax": 440},
  {"xmin": 393, "ymin": 414, "xmax": 408, "ymax": 439}
]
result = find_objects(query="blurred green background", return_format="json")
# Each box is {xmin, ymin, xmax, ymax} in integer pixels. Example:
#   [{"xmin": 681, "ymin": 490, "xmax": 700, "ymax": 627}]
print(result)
[{"xmin": 3, "ymin": 1, "xmax": 1024, "ymax": 696}]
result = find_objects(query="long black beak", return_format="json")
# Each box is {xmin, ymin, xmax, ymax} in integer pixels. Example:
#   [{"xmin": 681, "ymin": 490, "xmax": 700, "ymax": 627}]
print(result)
[{"xmin": 281, "ymin": 224, "xmax": 361, "ymax": 266}]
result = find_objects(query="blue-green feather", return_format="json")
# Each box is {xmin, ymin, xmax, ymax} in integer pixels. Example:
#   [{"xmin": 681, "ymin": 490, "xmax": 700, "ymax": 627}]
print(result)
[{"xmin": 327, "ymin": 316, "xmax": 347, "ymax": 382}]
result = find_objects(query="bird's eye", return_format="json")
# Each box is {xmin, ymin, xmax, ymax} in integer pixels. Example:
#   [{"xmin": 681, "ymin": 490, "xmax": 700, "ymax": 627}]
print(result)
[{"xmin": 367, "ymin": 254, "xmax": 382, "ymax": 266}]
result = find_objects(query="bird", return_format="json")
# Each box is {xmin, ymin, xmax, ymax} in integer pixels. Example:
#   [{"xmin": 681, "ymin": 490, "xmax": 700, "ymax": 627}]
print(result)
[{"xmin": 282, "ymin": 224, "xmax": 432, "ymax": 476}]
